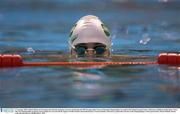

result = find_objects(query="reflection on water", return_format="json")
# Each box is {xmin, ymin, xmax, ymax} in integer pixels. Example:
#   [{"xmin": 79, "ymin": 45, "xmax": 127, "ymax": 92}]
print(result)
[
  {"xmin": 1, "ymin": 65, "xmax": 179, "ymax": 107},
  {"xmin": 0, "ymin": 0, "xmax": 180, "ymax": 108},
  {"xmin": 158, "ymin": 66, "xmax": 180, "ymax": 105}
]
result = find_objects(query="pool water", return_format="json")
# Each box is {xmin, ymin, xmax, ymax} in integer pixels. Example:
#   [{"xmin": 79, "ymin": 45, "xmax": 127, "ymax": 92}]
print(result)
[{"xmin": 0, "ymin": 0, "xmax": 180, "ymax": 107}]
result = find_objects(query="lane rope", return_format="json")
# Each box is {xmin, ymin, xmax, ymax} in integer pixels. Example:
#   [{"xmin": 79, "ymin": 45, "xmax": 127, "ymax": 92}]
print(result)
[{"xmin": 0, "ymin": 53, "xmax": 180, "ymax": 68}]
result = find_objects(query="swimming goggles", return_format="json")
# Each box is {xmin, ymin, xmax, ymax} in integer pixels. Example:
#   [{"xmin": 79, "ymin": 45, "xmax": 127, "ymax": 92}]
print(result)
[{"xmin": 75, "ymin": 44, "xmax": 107, "ymax": 56}]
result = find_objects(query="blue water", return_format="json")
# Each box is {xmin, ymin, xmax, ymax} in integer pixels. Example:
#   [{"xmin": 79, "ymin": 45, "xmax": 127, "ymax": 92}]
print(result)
[{"xmin": 0, "ymin": 0, "xmax": 180, "ymax": 107}]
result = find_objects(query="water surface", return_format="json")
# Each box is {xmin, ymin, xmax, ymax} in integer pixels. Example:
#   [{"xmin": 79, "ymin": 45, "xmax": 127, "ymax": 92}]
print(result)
[{"xmin": 0, "ymin": 0, "xmax": 180, "ymax": 108}]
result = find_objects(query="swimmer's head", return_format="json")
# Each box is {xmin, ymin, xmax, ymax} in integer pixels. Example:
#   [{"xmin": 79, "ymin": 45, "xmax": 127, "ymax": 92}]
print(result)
[{"xmin": 69, "ymin": 15, "xmax": 111, "ymax": 57}]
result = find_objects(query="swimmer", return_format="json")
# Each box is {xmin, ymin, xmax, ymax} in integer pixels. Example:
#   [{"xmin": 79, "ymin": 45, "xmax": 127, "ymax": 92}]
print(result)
[{"xmin": 69, "ymin": 15, "xmax": 111, "ymax": 58}]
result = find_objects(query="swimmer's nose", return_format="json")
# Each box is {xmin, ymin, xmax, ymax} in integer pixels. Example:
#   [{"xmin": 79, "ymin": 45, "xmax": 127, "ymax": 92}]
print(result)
[{"xmin": 86, "ymin": 49, "xmax": 94, "ymax": 57}]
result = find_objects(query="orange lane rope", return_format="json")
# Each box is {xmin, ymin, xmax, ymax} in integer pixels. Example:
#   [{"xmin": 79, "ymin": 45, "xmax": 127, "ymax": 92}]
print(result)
[
  {"xmin": 23, "ymin": 61, "xmax": 157, "ymax": 67},
  {"xmin": 0, "ymin": 53, "xmax": 180, "ymax": 68}
]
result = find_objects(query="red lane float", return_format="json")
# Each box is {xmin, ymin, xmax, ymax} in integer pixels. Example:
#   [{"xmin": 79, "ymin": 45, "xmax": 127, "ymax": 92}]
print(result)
[
  {"xmin": 0, "ymin": 54, "xmax": 23, "ymax": 67},
  {"xmin": 2, "ymin": 55, "xmax": 12, "ymax": 67},
  {"xmin": 0, "ymin": 53, "xmax": 179, "ymax": 68},
  {"xmin": 0, "ymin": 54, "xmax": 1, "ymax": 67},
  {"xmin": 158, "ymin": 53, "xmax": 180, "ymax": 65},
  {"xmin": 12, "ymin": 55, "xmax": 23, "ymax": 67}
]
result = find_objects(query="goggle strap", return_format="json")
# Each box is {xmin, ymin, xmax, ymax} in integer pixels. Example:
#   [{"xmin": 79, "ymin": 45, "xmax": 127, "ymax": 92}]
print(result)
[{"xmin": 68, "ymin": 41, "xmax": 75, "ymax": 49}]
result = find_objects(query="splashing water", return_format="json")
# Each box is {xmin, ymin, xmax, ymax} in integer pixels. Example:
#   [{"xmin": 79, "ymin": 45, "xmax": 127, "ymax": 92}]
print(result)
[
  {"xmin": 139, "ymin": 34, "xmax": 151, "ymax": 45},
  {"xmin": 26, "ymin": 47, "xmax": 35, "ymax": 54},
  {"xmin": 158, "ymin": 0, "xmax": 169, "ymax": 3}
]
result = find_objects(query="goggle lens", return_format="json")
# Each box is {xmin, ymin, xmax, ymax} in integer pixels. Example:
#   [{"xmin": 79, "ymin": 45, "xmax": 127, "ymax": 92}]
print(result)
[
  {"xmin": 94, "ymin": 46, "xmax": 106, "ymax": 55},
  {"xmin": 76, "ymin": 46, "xmax": 86, "ymax": 55}
]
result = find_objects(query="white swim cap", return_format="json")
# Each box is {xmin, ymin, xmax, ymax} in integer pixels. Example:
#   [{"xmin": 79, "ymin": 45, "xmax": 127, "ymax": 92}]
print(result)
[{"xmin": 69, "ymin": 15, "xmax": 111, "ymax": 49}]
